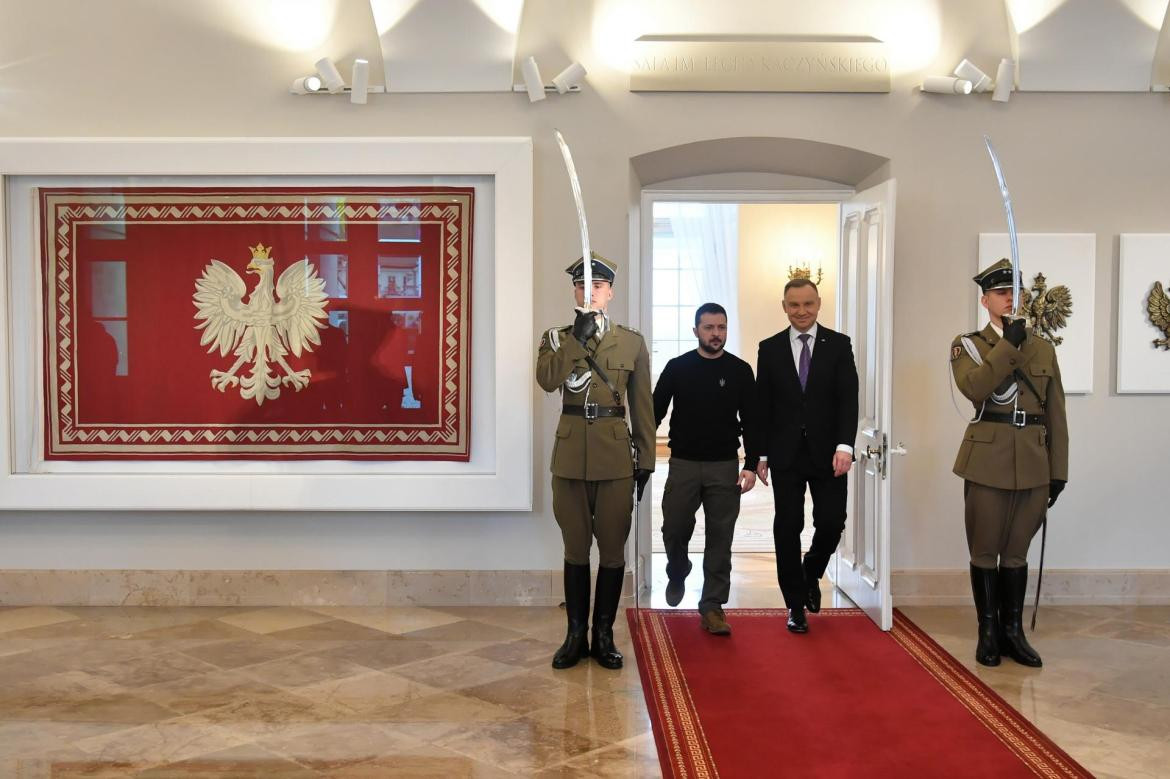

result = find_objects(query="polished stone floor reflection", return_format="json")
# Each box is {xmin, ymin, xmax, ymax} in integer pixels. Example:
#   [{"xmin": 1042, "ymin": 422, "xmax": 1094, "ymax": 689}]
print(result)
[{"xmin": 0, "ymin": 587, "xmax": 1167, "ymax": 776}]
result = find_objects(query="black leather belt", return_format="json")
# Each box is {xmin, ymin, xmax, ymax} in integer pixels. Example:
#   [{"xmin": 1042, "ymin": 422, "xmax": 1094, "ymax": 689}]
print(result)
[
  {"xmin": 563, "ymin": 403, "xmax": 626, "ymax": 420},
  {"xmin": 982, "ymin": 410, "xmax": 1046, "ymax": 428}
]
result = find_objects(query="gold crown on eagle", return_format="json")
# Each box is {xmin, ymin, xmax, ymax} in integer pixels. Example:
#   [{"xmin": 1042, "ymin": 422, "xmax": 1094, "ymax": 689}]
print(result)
[{"xmin": 249, "ymin": 243, "xmax": 273, "ymax": 260}]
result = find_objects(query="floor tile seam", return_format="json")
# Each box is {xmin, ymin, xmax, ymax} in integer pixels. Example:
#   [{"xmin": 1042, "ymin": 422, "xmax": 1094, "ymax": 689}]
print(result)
[
  {"xmin": 429, "ymin": 719, "xmax": 599, "ymax": 774},
  {"xmin": 71, "ymin": 718, "xmax": 246, "ymax": 769}
]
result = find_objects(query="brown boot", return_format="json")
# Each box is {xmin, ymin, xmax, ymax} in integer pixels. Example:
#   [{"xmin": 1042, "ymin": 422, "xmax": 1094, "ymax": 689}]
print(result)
[{"xmin": 700, "ymin": 608, "xmax": 731, "ymax": 636}]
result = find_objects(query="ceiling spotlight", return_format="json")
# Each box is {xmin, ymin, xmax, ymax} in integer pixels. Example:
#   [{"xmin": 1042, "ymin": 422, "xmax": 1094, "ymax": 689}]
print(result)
[
  {"xmin": 551, "ymin": 62, "xmax": 586, "ymax": 94},
  {"xmin": 992, "ymin": 58, "xmax": 1015, "ymax": 103},
  {"xmin": 291, "ymin": 75, "xmax": 323, "ymax": 94},
  {"xmin": 922, "ymin": 76, "xmax": 973, "ymax": 94},
  {"xmin": 351, "ymin": 59, "xmax": 369, "ymax": 105},
  {"xmin": 315, "ymin": 57, "xmax": 346, "ymax": 94},
  {"xmin": 521, "ymin": 56, "xmax": 546, "ymax": 103},
  {"xmin": 954, "ymin": 59, "xmax": 992, "ymax": 93}
]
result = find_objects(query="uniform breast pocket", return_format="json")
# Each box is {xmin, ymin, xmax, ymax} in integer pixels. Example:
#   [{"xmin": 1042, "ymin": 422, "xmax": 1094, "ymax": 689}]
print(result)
[
  {"xmin": 606, "ymin": 356, "xmax": 634, "ymax": 391},
  {"xmin": 1028, "ymin": 363, "xmax": 1051, "ymax": 395}
]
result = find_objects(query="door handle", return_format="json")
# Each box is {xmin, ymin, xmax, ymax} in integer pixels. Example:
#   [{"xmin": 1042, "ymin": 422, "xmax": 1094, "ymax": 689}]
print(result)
[{"xmin": 864, "ymin": 445, "xmax": 882, "ymax": 459}]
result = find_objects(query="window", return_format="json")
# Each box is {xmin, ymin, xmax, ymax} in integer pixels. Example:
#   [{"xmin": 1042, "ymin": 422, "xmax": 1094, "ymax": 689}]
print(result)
[{"xmin": 650, "ymin": 210, "xmax": 701, "ymax": 382}]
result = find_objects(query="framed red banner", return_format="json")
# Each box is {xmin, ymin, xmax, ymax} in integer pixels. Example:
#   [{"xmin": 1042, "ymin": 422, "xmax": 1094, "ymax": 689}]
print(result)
[{"xmin": 39, "ymin": 186, "xmax": 473, "ymax": 460}]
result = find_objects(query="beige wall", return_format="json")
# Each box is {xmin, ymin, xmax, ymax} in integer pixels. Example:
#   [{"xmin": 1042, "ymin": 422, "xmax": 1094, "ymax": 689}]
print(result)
[
  {"xmin": 1, "ymin": 0, "xmax": 1167, "ymax": 574},
  {"xmin": 738, "ymin": 203, "xmax": 840, "ymax": 358}
]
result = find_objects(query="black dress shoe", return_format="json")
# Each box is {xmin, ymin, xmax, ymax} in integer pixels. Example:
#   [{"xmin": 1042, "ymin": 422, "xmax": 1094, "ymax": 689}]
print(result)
[
  {"xmin": 787, "ymin": 608, "xmax": 808, "ymax": 633},
  {"xmin": 806, "ymin": 582, "xmax": 822, "ymax": 614},
  {"xmin": 665, "ymin": 560, "xmax": 691, "ymax": 607}
]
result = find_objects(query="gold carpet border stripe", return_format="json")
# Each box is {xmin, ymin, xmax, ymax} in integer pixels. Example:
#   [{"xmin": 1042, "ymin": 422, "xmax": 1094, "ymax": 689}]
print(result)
[
  {"xmin": 891, "ymin": 610, "xmax": 1091, "ymax": 779},
  {"xmin": 636, "ymin": 612, "xmax": 689, "ymax": 778},
  {"xmin": 891, "ymin": 612, "xmax": 1084, "ymax": 778},
  {"xmin": 645, "ymin": 610, "xmax": 719, "ymax": 778},
  {"xmin": 657, "ymin": 611, "xmax": 721, "ymax": 778}
]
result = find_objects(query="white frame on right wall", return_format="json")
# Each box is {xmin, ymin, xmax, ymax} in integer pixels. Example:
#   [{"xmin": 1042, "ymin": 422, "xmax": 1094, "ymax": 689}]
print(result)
[{"xmin": 1118, "ymin": 234, "xmax": 1170, "ymax": 394}]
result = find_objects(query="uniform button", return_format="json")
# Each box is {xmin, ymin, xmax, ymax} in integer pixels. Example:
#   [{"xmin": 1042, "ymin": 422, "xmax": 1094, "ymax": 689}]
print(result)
[{"xmin": 1009, "ymin": 359, "xmax": 1016, "ymax": 365}]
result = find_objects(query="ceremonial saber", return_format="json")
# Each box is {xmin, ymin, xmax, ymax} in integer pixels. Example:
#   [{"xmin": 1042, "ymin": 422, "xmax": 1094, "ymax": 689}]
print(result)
[
  {"xmin": 554, "ymin": 129, "xmax": 593, "ymax": 308},
  {"xmin": 983, "ymin": 135, "xmax": 1022, "ymax": 317}
]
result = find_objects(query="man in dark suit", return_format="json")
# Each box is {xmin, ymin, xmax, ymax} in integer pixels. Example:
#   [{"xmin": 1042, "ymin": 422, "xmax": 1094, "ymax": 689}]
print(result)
[{"xmin": 754, "ymin": 278, "xmax": 859, "ymax": 633}]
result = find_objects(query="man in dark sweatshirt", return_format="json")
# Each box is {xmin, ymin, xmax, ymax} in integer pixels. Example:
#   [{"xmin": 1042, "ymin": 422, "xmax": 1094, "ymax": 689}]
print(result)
[{"xmin": 653, "ymin": 302, "xmax": 762, "ymax": 635}]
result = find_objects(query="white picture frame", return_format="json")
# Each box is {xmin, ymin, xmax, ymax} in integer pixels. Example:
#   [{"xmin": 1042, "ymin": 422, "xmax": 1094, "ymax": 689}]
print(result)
[
  {"xmin": 1118, "ymin": 234, "xmax": 1170, "ymax": 393},
  {"xmin": 0, "ymin": 137, "xmax": 533, "ymax": 511},
  {"xmin": 977, "ymin": 233, "xmax": 1095, "ymax": 394}
]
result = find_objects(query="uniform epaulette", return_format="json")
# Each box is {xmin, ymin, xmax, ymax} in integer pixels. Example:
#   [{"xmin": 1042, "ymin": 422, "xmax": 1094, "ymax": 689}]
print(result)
[{"xmin": 618, "ymin": 324, "xmax": 640, "ymax": 334}]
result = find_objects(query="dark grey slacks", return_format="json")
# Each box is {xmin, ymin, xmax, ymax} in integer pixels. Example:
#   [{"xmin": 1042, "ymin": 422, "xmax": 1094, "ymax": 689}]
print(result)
[{"xmin": 661, "ymin": 458, "xmax": 741, "ymax": 614}]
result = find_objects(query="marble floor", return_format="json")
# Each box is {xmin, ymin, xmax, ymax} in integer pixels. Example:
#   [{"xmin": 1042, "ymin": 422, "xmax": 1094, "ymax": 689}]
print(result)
[{"xmin": 0, "ymin": 570, "xmax": 1167, "ymax": 777}]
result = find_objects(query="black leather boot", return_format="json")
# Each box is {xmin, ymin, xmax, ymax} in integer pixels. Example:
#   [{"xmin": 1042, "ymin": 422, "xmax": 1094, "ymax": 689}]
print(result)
[
  {"xmin": 591, "ymin": 565, "xmax": 625, "ymax": 670},
  {"xmin": 552, "ymin": 562, "xmax": 591, "ymax": 669},
  {"xmin": 999, "ymin": 565, "xmax": 1042, "ymax": 667},
  {"xmin": 970, "ymin": 564, "xmax": 1001, "ymax": 667}
]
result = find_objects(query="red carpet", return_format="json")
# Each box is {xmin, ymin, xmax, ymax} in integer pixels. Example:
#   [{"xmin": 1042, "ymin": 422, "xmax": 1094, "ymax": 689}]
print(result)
[{"xmin": 628, "ymin": 608, "xmax": 1092, "ymax": 778}]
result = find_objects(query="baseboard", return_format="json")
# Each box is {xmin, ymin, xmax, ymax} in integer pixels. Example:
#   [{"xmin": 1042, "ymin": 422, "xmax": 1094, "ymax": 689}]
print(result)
[
  {"xmin": 0, "ymin": 569, "xmax": 635, "ymax": 607},
  {"xmin": 893, "ymin": 569, "xmax": 1170, "ymax": 606}
]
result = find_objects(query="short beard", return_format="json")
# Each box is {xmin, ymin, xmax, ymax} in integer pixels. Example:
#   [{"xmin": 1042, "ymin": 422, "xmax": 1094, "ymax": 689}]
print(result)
[{"xmin": 698, "ymin": 340, "xmax": 723, "ymax": 355}]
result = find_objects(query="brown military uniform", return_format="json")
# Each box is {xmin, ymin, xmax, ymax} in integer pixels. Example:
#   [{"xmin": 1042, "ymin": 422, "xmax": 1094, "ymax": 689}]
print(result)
[
  {"xmin": 951, "ymin": 323, "xmax": 1068, "ymax": 567},
  {"xmin": 537, "ymin": 319, "xmax": 655, "ymax": 567}
]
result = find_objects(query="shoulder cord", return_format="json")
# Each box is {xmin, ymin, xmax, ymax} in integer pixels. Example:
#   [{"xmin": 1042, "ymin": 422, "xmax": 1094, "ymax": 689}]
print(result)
[{"xmin": 948, "ymin": 335, "xmax": 1017, "ymax": 423}]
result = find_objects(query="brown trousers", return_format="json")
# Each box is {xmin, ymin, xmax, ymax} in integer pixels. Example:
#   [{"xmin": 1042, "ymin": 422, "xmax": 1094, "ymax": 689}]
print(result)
[
  {"xmin": 964, "ymin": 481, "xmax": 1047, "ymax": 569},
  {"xmin": 552, "ymin": 476, "xmax": 634, "ymax": 568}
]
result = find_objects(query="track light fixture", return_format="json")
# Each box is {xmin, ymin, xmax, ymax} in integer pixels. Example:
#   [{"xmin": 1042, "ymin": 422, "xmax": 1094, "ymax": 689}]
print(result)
[
  {"xmin": 290, "ymin": 75, "xmax": 323, "ymax": 94},
  {"xmin": 551, "ymin": 62, "xmax": 587, "ymax": 94},
  {"xmin": 920, "ymin": 57, "xmax": 1014, "ymax": 102},
  {"xmin": 923, "ymin": 76, "xmax": 973, "ymax": 94},
  {"xmin": 521, "ymin": 56, "xmax": 546, "ymax": 103},
  {"xmin": 511, "ymin": 57, "xmax": 586, "ymax": 103},
  {"xmin": 350, "ymin": 59, "xmax": 369, "ymax": 105},
  {"xmin": 992, "ymin": 59, "xmax": 1015, "ymax": 103},
  {"xmin": 315, "ymin": 57, "xmax": 346, "ymax": 94},
  {"xmin": 954, "ymin": 59, "xmax": 993, "ymax": 93}
]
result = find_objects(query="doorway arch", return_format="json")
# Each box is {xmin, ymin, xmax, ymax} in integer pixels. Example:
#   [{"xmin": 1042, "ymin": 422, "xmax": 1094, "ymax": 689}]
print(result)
[{"xmin": 628, "ymin": 136, "xmax": 895, "ymax": 627}]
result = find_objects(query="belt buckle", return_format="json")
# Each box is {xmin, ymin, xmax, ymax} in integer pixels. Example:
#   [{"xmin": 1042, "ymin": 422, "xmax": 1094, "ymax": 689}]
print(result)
[
  {"xmin": 584, "ymin": 402, "xmax": 599, "ymax": 421},
  {"xmin": 1013, "ymin": 409, "xmax": 1027, "ymax": 428}
]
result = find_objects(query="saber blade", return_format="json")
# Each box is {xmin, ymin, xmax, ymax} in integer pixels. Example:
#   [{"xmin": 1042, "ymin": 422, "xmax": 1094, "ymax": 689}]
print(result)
[
  {"xmin": 983, "ymin": 135, "xmax": 1021, "ymax": 316},
  {"xmin": 555, "ymin": 129, "xmax": 592, "ymax": 307}
]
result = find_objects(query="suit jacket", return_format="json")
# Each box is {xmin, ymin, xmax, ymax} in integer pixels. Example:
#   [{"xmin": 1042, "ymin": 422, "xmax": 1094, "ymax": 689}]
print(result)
[
  {"xmin": 950, "ymin": 324, "xmax": 1069, "ymax": 490},
  {"xmin": 755, "ymin": 325, "xmax": 860, "ymax": 472},
  {"xmin": 536, "ymin": 321, "xmax": 655, "ymax": 481}
]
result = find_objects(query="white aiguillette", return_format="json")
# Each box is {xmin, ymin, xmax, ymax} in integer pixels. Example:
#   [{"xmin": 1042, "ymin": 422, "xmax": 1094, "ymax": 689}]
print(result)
[{"xmin": 630, "ymin": 35, "xmax": 890, "ymax": 93}]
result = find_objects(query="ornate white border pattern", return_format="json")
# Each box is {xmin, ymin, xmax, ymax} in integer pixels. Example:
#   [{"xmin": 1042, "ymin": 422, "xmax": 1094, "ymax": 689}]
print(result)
[{"xmin": 0, "ymin": 138, "xmax": 533, "ymax": 511}]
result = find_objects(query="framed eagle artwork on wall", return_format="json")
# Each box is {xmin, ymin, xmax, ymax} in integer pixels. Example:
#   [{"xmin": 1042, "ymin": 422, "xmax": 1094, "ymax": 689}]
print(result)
[
  {"xmin": 0, "ymin": 138, "xmax": 533, "ymax": 511},
  {"xmin": 1118, "ymin": 234, "xmax": 1170, "ymax": 394}
]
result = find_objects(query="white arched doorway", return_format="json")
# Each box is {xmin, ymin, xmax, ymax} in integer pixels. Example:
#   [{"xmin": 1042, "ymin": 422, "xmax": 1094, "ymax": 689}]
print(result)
[{"xmin": 628, "ymin": 137, "xmax": 900, "ymax": 630}]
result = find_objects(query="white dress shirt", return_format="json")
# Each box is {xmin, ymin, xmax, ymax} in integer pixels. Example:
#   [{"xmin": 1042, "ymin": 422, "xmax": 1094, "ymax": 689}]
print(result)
[{"xmin": 760, "ymin": 322, "xmax": 853, "ymax": 461}]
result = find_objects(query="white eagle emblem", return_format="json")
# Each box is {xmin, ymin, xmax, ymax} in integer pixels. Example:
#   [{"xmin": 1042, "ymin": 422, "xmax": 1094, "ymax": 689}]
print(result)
[
  {"xmin": 193, "ymin": 243, "xmax": 329, "ymax": 405},
  {"xmin": 719, "ymin": 378, "xmax": 726, "ymax": 387}
]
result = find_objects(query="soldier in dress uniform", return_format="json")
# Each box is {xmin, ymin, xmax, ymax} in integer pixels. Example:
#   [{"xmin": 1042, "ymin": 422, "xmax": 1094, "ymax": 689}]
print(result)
[
  {"xmin": 951, "ymin": 258, "xmax": 1069, "ymax": 668},
  {"xmin": 536, "ymin": 253, "xmax": 655, "ymax": 670}
]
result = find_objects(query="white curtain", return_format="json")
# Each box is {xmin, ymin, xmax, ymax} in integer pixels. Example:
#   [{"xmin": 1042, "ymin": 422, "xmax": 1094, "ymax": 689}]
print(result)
[{"xmin": 667, "ymin": 203, "xmax": 741, "ymax": 357}]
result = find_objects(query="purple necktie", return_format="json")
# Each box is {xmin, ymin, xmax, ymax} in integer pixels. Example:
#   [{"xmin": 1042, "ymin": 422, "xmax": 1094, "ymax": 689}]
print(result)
[{"xmin": 798, "ymin": 333, "xmax": 811, "ymax": 391}]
